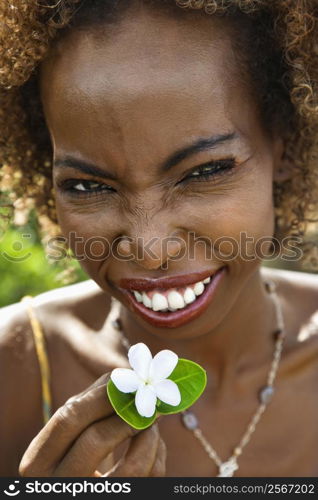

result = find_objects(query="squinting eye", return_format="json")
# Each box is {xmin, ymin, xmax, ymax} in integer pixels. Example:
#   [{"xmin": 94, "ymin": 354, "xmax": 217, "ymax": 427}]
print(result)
[
  {"xmin": 182, "ymin": 158, "xmax": 236, "ymax": 183},
  {"xmin": 58, "ymin": 178, "xmax": 115, "ymax": 197},
  {"xmin": 73, "ymin": 180, "xmax": 102, "ymax": 191}
]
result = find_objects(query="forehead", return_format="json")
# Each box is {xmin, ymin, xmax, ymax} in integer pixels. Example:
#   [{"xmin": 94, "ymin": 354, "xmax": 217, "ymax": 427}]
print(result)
[
  {"xmin": 41, "ymin": 7, "xmax": 244, "ymax": 110},
  {"xmin": 40, "ymin": 7, "xmax": 258, "ymax": 162}
]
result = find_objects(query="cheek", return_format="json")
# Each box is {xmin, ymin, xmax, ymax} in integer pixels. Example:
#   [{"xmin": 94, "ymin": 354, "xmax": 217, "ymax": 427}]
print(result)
[
  {"xmin": 177, "ymin": 172, "xmax": 275, "ymax": 260},
  {"xmin": 54, "ymin": 196, "xmax": 121, "ymax": 260}
]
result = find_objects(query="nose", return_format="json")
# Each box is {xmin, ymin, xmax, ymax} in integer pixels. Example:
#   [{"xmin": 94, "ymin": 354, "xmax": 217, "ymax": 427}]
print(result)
[{"xmin": 117, "ymin": 227, "xmax": 186, "ymax": 271}]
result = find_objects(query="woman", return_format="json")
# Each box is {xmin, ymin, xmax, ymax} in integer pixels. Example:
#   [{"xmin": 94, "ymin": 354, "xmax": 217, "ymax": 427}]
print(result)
[{"xmin": 0, "ymin": 0, "xmax": 317, "ymax": 477}]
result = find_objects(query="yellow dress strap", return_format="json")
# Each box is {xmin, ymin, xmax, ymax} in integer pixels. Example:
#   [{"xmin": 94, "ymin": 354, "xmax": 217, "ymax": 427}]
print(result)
[{"xmin": 21, "ymin": 295, "xmax": 53, "ymax": 425}]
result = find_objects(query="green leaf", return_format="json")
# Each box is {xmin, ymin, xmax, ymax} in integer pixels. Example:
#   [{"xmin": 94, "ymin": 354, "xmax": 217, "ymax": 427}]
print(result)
[
  {"xmin": 106, "ymin": 358, "xmax": 207, "ymax": 430},
  {"xmin": 156, "ymin": 359, "xmax": 207, "ymax": 414},
  {"xmin": 106, "ymin": 380, "xmax": 157, "ymax": 430}
]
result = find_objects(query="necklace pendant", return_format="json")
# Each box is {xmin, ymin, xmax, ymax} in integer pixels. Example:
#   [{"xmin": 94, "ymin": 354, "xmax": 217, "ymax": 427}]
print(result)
[{"xmin": 217, "ymin": 457, "xmax": 239, "ymax": 477}]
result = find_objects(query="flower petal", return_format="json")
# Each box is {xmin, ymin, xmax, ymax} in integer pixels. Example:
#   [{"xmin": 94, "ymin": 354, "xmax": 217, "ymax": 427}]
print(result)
[
  {"xmin": 149, "ymin": 349, "xmax": 178, "ymax": 383},
  {"xmin": 128, "ymin": 343, "xmax": 152, "ymax": 380},
  {"xmin": 135, "ymin": 384, "xmax": 157, "ymax": 417},
  {"xmin": 110, "ymin": 368, "xmax": 140, "ymax": 393},
  {"xmin": 155, "ymin": 379, "xmax": 181, "ymax": 406}
]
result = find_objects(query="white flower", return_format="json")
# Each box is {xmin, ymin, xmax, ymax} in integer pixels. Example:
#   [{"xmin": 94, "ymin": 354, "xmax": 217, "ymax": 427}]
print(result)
[{"xmin": 110, "ymin": 343, "xmax": 181, "ymax": 417}]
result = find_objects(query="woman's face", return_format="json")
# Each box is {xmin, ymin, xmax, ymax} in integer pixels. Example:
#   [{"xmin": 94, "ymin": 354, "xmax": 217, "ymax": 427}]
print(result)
[{"xmin": 40, "ymin": 6, "xmax": 283, "ymax": 338}]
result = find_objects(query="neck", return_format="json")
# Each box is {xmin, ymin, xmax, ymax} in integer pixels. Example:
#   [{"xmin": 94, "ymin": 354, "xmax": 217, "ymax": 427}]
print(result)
[{"xmin": 118, "ymin": 266, "xmax": 279, "ymax": 394}]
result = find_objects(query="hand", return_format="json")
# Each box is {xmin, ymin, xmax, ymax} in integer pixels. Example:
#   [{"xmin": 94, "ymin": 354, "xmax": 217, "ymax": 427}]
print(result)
[{"xmin": 18, "ymin": 373, "xmax": 166, "ymax": 477}]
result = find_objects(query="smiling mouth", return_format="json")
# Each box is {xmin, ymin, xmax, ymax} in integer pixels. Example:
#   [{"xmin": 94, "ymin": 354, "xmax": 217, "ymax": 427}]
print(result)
[
  {"xmin": 116, "ymin": 266, "xmax": 227, "ymax": 329},
  {"xmin": 129, "ymin": 274, "xmax": 212, "ymax": 313}
]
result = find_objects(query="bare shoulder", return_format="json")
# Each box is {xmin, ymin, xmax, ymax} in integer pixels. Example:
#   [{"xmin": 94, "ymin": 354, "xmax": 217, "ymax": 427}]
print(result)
[
  {"xmin": 260, "ymin": 264, "xmax": 318, "ymax": 285},
  {"xmin": 261, "ymin": 265, "xmax": 318, "ymax": 365},
  {"xmin": 0, "ymin": 280, "xmax": 119, "ymax": 475},
  {"xmin": 260, "ymin": 265, "xmax": 318, "ymax": 306},
  {"xmin": 25, "ymin": 278, "xmax": 111, "ymax": 324},
  {"xmin": 0, "ymin": 279, "xmax": 110, "ymax": 356},
  {"xmin": 0, "ymin": 278, "xmax": 123, "ymax": 379},
  {"xmin": 0, "ymin": 278, "xmax": 105, "ymax": 318},
  {"xmin": 261, "ymin": 265, "xmax": 318, "ymax": 330},
  {"xmin": 0, "ymin": 293, "xmax": 39, "ymax": 373},
  {"xmin": 261, "ymin": 263, "xmax": 317, "ymax": 323},
  {"xmin": 26, "ymin": 279, "xmax": 122, "ymax": 379},
  {"xmin": 0, "ymin": 295, "xmax": 44, "ymax": 475},
  {"xmin": 0, "ymin": 279, "xmax": 119, "ymax": 380}
]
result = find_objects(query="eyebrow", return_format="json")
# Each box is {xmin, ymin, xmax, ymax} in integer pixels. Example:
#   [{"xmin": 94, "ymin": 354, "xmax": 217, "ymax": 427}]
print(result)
[
  {"xmin": 161, "ymin": 132, "xmax": 238, "ymax": 172},
  {"xmin": 53, "ymin": 157, "xmax": 117, "ymax": 181},
  {"xmin": 53, "ymin": 132, "xmax": 238, "ymax": 179}
]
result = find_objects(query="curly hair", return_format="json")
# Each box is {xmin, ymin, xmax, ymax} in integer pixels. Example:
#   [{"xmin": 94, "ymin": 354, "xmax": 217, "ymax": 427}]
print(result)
[{"xmin": 0, "ymin": 0, "xmax": 317, "ymax": 275}]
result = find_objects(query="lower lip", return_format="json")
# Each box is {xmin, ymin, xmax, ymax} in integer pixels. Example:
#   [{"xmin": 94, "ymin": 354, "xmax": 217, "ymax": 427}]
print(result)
[{"xmin": 118, "ymin": 266, "xmax": 227, "ymax": 328}]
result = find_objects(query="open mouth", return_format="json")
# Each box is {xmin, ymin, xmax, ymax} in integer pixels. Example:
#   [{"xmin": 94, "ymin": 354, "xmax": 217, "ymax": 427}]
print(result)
[
  {"xmin": 118, "ymin": 266, "xmax": 227, "ymax": 328},
  {"xmin": 131, "ymin": 275, "xmax": 212, "ymax": 312}
]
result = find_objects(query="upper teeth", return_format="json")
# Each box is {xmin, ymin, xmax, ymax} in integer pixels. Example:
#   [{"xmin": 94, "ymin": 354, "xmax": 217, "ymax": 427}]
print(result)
[
  {"xmin": 152, "ymin": 292, "xmax": 169, "ymax": 311},
  {"xmin": 132, "ymin": 276, "xmax": 212, "ymax": 312},
  {"xmin": 141, "ymin": 292, "xmax": 152, "ymax": 308},
  {"xmin": 183, "ymin": 287, "xmax": 196, "ymax": 305},
  {"xmin": 134, "ymin": 291, "xmax": 143, "ymax": 303},
  {"xmin": 165, "ymin": 291, "xmax": 184, "ymax": 311},
  {"xmin": 193, "ymin": 282, "xmax": 204, "ymax": 296}
]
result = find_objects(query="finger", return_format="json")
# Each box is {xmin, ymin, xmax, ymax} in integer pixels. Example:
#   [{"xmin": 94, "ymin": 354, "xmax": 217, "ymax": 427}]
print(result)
[
  {"xmin": 149, "ymin": 437, "xmax": 167, "ymax": 477},
  {"xmin": 106, "ymin": 423, "xmax": 161, "ymax": 477},
  {"xmin": 54, "ymin": 415, "xmax": 139, "ymax": 476},
  {"xmin": 19, "ymin": 373, "xmax": 134, "ymax": 476},
  {"xmin": 65, "ymin": 373, "xmax": 112, "ymax": 403}
]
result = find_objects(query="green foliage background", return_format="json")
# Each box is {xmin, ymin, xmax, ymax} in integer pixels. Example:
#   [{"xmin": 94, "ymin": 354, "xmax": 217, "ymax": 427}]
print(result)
[{"xmin": 0, "ymin": 210, "xmax": 88, "ymax": 308}]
